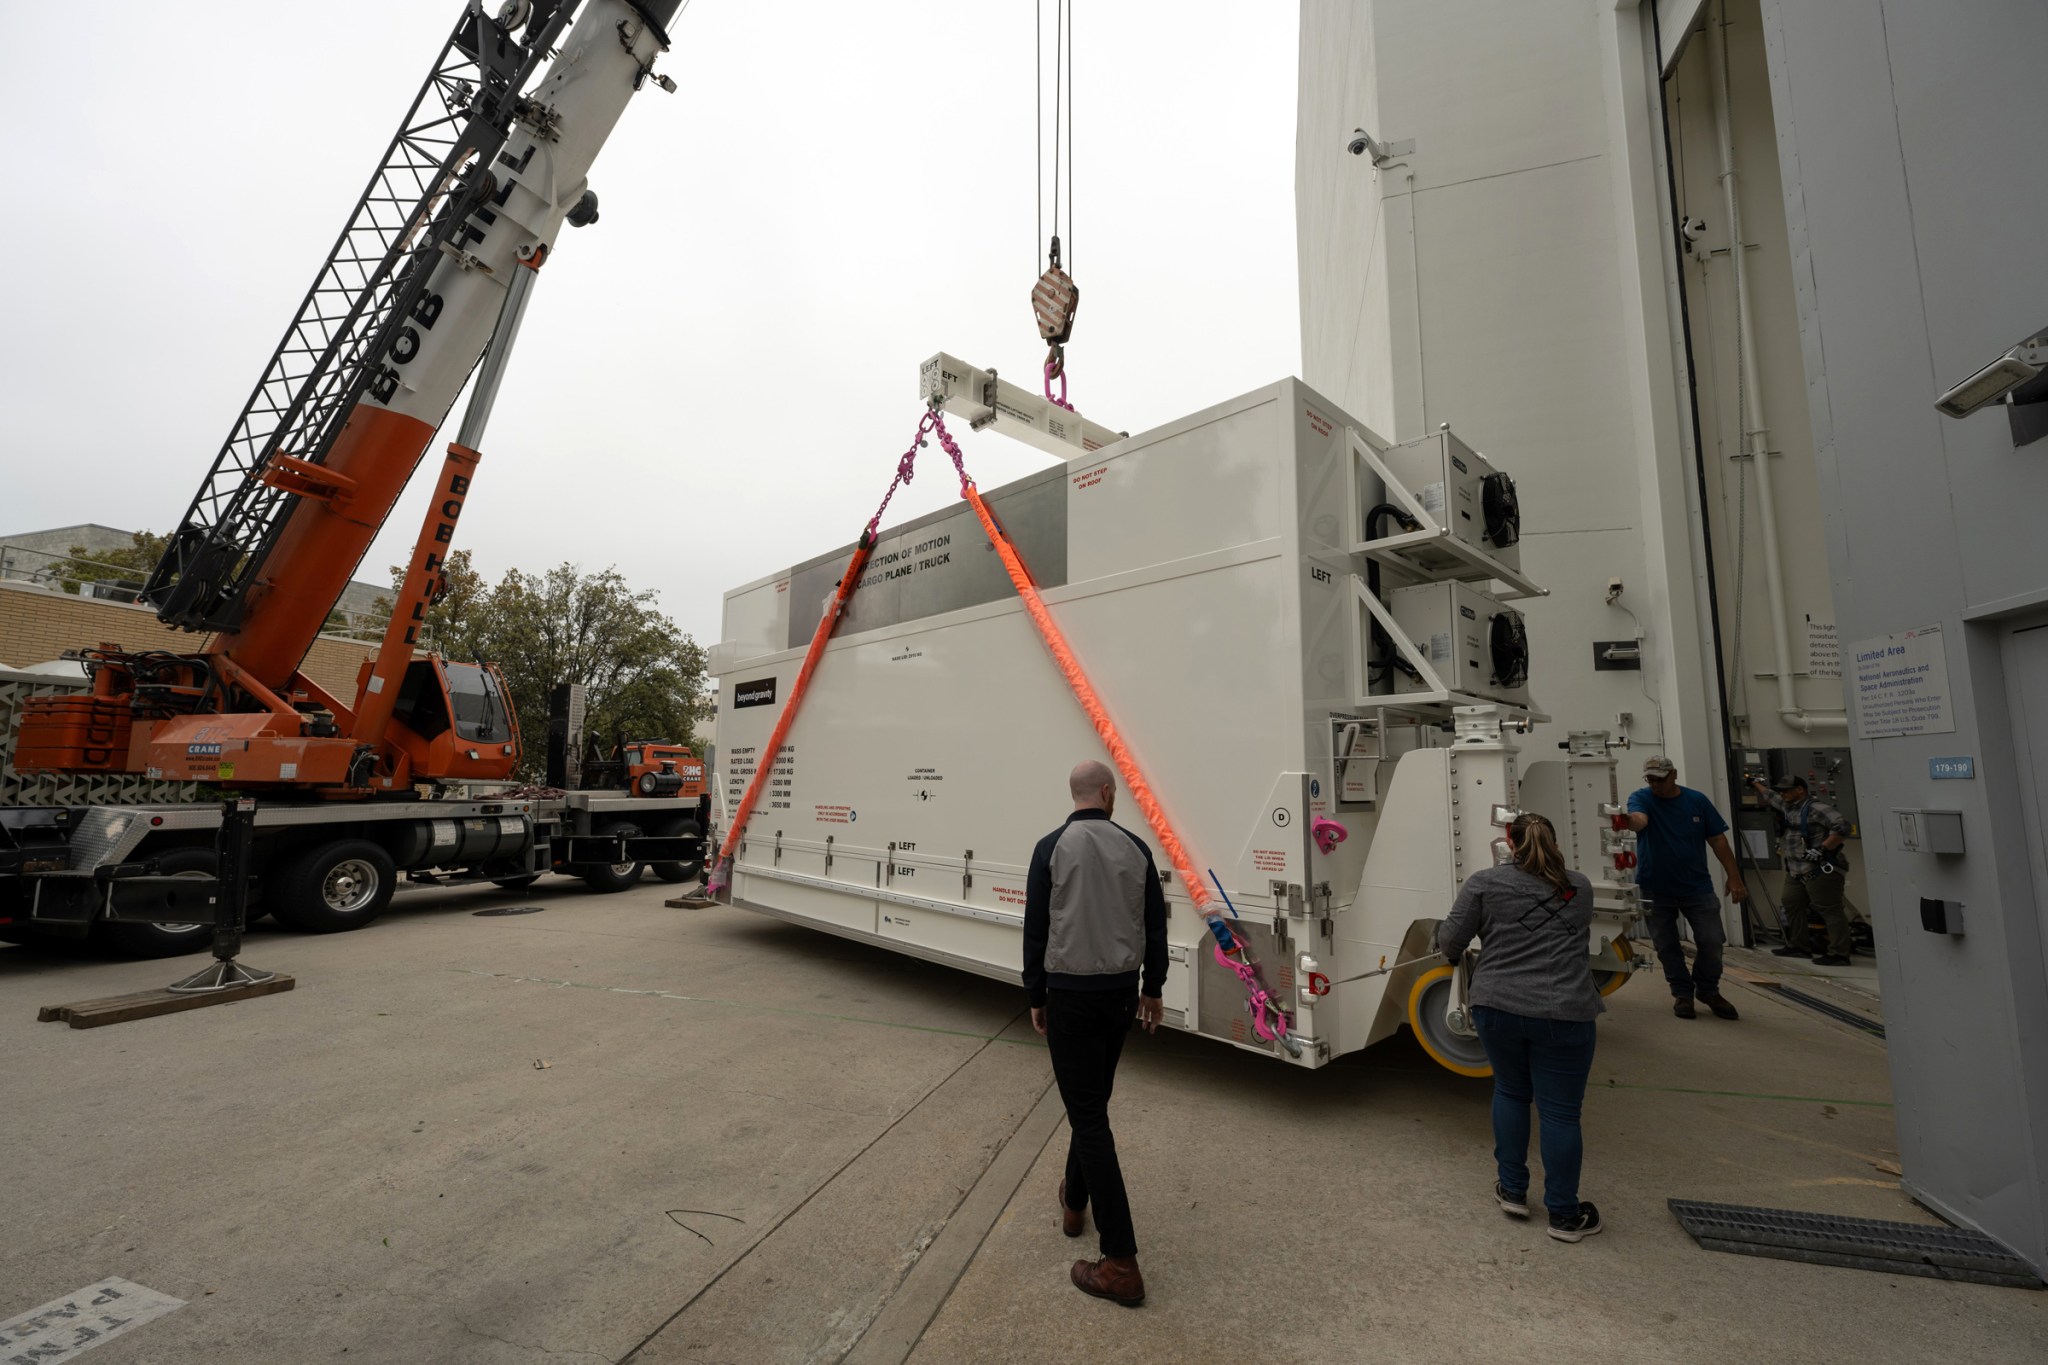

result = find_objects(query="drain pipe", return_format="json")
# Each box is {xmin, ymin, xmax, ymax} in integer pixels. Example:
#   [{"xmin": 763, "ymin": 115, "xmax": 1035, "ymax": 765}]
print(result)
[{"xmin": 1707, "ymin": 5, "xmax": 1846, "ymax": 735}]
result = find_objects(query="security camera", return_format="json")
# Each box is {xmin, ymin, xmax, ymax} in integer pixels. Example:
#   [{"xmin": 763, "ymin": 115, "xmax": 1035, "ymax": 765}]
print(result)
[{"xmin": 1346, "ymin": 128, "xmax": 1413, "ymax": 164}]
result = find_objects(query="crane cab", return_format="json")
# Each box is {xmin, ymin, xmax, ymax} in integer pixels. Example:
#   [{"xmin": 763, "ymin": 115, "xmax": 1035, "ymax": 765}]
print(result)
[{"xmin": 371, "ymin": 657, "xmax": 521, "ymax": 789}]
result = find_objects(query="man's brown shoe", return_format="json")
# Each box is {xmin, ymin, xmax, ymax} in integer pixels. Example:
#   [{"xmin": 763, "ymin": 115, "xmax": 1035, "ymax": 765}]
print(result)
[
  {"xmin": 1070, "ymin": 1255, "xmax": 1145, "ymax": 1306},
  {"xmin": 1698, "ymin": 992, "xmax": 1740, "ymax": 1020},
  {"xmin": 1058, "ymin": 1180, "xmax": 1085, "ymax": 1238}
]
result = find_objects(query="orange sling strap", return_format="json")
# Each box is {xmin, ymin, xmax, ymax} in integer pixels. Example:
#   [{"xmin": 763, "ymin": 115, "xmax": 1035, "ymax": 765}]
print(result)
[{"xmin": 708, "ymin": 407, "xmax": 1216, "ymax": 915}]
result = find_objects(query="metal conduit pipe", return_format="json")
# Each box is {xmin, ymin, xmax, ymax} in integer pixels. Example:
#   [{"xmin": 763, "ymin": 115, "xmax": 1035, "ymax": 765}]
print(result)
[{"xmin": 1707, "ymin": 4, "xmax": 1846, "ymax": 734}]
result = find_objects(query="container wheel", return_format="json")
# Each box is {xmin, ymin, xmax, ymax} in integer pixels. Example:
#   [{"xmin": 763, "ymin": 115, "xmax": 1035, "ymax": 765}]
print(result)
[
  {"xmin": 100, "ymin": 846, "xmax": 217, "ymax": 959},
  {"xmin": 579, "ymin": 822, "xmax": 644, "ymax": 893},
  {"xmin": 1406, "ymin": 965, "xmax": 1492, "ymax": 1078},
  {"xmin": 271, "ymin": 839, "xmax": 396, "ymax": 934},
  {"xmin": 1593, "ymin": 935, "xmax": 1634, "ymax": 998}
]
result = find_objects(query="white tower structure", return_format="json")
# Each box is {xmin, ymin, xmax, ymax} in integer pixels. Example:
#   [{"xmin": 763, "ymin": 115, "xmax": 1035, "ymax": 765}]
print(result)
[{"xmin": 1296, "ymin": 0, "xmax": 2048, "ymax": 1279}]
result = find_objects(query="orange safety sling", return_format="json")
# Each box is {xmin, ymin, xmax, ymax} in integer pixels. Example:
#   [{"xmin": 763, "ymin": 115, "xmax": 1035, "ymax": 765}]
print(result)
[{"xmin": 704, "ymin": 408, "xmax": 1296, "ymax": 1051}]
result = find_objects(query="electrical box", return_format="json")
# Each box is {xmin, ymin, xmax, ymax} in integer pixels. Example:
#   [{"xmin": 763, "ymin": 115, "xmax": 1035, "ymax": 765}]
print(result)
[
  {"xmin": 1377, "ymin": 430, "xmax": 1520, "ymax": 576},
  {"xmin": 1331, "ymin": 717, "xmax": 1382, "ymax": 807},
  {"xmin": 1388, "ymin": 580, "xmax": 1531, "ymax": 707},
  {"xmin": 1733, "ymin": 811, "xmax": 1780, "ymax": 869},
  {"xmin": 1737, "ymin": 744, "xmax": 1860, "ymax": 833},
  {"xmin": 1893, "ymin": 809, "xmax": 1965, "ymax": 855}
]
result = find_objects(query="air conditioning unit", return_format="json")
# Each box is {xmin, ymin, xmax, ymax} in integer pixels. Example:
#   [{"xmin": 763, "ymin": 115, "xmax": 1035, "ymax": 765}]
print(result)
[
  {"xmin": 1387, "ymin": 580, "xmax": 1531, "ymax": 707},
  {"xmin": 1378, "ymin": 430, "xmax": 1520, "ymax": 575}
]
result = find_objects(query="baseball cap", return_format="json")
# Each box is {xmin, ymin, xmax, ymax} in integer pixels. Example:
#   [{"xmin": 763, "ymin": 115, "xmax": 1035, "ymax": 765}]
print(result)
[
  {"xmin": 1642, "ymin": 755, "xmax": 1676, "ymax": 778},
  {"xmin": 1769, "ymin": 773, "xmax": 1804, "ymax": 791}
]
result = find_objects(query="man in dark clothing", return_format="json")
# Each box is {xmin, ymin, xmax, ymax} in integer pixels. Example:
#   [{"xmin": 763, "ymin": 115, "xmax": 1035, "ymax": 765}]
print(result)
[
  {"xmin": 1023, "ymin": 759, "xmax": 1168, "ymax": 1308},
  {"xmin": 1625, "ymin": 756, "xmax": 1747, "ymax": 1021},
  {"xmin": 1752, "ymin": 773, "xmax": 1855, "ymax": 964}
]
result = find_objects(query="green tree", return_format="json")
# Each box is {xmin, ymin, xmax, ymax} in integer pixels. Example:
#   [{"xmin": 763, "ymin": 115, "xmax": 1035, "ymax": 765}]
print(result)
[
  {"xmin": 50, "ymin": 530, "xmax": 169, "ymax": 595},
  {"xmin": 53, "ymin": 530, "xmax": 352, "ymax": 633},
  {"xmin": 387, "ymin": 552, "xmax": 706, "ymax": 780}
]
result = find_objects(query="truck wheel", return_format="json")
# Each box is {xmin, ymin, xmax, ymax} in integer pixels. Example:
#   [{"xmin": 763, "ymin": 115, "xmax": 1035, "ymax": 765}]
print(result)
[
  {"xmin": 651, "ymin": 819, "xmax": 703, "ymax": 884},
  {"xmin": 271, "ymin": 839, "xmax": 396, "ymax": 934},
  {"xmin": 101, "ymin": 846, "xmax": 217, "ymax": 959},
  {"xmin": 580, "ymin": 822, "xmax": 644, "ymax": 894},
  {"xmin": 491, "ymin": 874, "xmax": 542, "ymax": 890}
]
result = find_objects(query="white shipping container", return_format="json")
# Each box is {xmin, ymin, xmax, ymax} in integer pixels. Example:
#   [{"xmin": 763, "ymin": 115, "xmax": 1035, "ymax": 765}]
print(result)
[{"xmin": 710, "ymin": 378, "xmax": 1641, "ymax": 1070}]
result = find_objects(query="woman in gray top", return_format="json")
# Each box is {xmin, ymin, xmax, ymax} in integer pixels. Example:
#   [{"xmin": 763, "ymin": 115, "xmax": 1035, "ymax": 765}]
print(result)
[{"xmin": 1435, "ymin": 813, "xmax": 1604, "ymax": 1242}]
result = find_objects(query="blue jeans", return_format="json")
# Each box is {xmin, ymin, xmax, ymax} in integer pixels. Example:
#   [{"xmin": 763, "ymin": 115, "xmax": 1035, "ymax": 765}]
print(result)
[
  {"xmin": 1472, "ymin": 1005, "xmax": 1597, "ymax": 1220},
  {"xmin": 1643, "ymin": 893, "xmax": 1726, "ymax": 998}
]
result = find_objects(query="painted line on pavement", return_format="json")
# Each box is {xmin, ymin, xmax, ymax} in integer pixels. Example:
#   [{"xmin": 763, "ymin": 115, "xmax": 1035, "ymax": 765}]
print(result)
[
  {"xmin": 1, "ymin": 1278, "xmax": 184, "ymax": 1362},
  {"xmin": 842, "ymin": 1080, "xmax": 1066, "ymax": 1365},
  {"xmin": 1602, "ymin": 1079, "xmax": 1892, "ymax": 1107},
  {"xmin": 617, "ymin": 1012, "xmax": 1031, "ymax": 1362}
]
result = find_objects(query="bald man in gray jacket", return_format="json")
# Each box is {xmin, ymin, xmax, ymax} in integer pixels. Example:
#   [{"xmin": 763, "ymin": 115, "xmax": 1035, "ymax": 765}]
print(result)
[{"xmin": 1024, "ymin": 759, "xmax": 1168, "ymax": 1307}]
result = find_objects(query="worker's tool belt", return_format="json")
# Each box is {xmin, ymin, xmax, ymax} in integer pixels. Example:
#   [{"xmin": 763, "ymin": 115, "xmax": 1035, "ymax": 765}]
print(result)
[{"xmin": 1790, "ymin": 853, "xmax": 1850, "ymax": 882}]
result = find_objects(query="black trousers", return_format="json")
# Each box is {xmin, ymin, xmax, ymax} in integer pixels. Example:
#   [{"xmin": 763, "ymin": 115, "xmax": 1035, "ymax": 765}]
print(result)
[{"xmin": 1047, "ymin": 986, "xmax": 1139, "ymax": 1258}]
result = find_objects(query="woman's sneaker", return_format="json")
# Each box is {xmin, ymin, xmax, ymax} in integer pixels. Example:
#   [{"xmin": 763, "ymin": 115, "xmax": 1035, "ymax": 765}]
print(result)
[
  {"xmin": 1548, "ymin": 1201, "xmax": 1603, "ymax": 1243},
  {"xmin": 1495, "ymin": 1182, "xmax": 1529, "ymax": 1218}
]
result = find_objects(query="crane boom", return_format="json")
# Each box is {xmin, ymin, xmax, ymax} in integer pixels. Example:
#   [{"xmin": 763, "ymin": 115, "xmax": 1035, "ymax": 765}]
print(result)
[
  {"xmin": 17, "ymin": 0, "xmax": 682, "ymax": 794},
  {"xmin": 143, "ymin": 1, "xmax": 584, "ymax": 638}
]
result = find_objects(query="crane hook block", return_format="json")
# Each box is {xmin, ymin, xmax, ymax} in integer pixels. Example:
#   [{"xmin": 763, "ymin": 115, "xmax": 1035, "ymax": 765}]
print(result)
[{"xmin": 1032, "ymin": 263, "xmax": 1079, "ymax": 347}]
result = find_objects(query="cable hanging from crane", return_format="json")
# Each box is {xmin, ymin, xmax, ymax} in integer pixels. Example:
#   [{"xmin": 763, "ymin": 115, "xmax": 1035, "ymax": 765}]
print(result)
[{"xmin": 1032, "ymin": 0, "xmax": 1079, "ymax": 410}]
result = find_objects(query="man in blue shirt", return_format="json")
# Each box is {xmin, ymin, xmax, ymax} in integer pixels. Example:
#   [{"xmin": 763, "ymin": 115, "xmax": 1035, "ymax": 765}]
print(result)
[{"xmin": 1625, "ymin": 756, "xmax": 1747, "ymax": 1020}]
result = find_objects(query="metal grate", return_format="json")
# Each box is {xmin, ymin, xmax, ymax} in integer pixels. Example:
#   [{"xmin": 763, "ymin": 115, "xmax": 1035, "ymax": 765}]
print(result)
[{"xmin": 1669, "ymin": 1199, "xmax": 2043, "ymax": 1289}]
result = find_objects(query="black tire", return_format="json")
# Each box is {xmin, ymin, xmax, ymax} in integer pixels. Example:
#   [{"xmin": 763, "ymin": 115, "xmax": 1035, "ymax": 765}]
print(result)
[
  {"xmin": 579, "ymin": 822, "xmax": 644, "ymax": 894},
  {"xmin": 650, "ymin": 818, "xmax": 704, "ymax": 884},
  {"xmin": 271, "ymin": 839, "xmax": 396, "ymax": 934},
  {"xmin": 491, "ymin": 874, "xmax": 542, "ymax": 890},
  {"xmin": 100, "ymin": 846, "xmax": 218, "ymax": 959}
]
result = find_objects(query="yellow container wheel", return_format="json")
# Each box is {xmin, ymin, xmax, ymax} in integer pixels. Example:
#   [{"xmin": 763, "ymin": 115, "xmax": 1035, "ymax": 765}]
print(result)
[
  {"xmin": 1593, "ymin": 935, "xmax": 1634, "ymax": 998},
  {"xmin": 1406, "ymin": 965, "xmax": 1492, "ymax": 1078}
]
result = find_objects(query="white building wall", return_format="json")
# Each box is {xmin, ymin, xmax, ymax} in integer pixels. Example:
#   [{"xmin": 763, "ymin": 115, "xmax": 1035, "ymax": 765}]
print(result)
[
  {"xmin": 1666, "ymin": 0, "xmax": 1846, "ymax": 750},
  {"xmin": 1299, "ymin": 0, "xmax": 2048, "ymax": 1277},
  {"xmin": 1755, "ymin": 0, "xmax": 2048, "ymax": 1276},
  {"xmin": 1297, "ymin": 0, "xmax": 1723, "ymax": 786}
]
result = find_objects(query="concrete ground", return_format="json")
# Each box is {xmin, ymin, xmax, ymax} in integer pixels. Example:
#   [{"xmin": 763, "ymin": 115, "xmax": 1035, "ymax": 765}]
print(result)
[{"xmin": 4, "ymin": 880, "xmax": 2041, "ymax": 1364}]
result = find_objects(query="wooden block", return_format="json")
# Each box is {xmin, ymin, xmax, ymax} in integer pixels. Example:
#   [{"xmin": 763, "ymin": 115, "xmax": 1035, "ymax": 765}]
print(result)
[{"xmin": 38, "ymin": 974, "xmax": 296, "ymax": 1029}]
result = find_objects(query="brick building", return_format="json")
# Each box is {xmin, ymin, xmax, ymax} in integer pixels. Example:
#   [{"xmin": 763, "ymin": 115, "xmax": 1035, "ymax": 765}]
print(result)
[{"xmin": 0, "ymin": 580, "xmax": 375, "ymax": 698}]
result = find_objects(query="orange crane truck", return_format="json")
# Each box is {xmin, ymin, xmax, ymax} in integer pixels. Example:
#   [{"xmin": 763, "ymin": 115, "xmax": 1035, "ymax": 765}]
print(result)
[{"xmin": 0, "ymin": 0, "xmax": 703, "ymax": 956}]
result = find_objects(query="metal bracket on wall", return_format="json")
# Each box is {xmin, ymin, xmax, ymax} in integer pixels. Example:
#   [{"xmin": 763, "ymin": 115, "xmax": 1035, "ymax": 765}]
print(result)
[{"xmin": 962, "ymin": 849, "xmax": 974, "ymax": 896}]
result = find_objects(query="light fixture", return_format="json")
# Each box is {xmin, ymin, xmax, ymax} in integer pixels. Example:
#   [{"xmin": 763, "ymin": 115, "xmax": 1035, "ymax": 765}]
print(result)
[{"xmin": 1935, "ymin": 334, "xmax": 2047, "ymax": 418}]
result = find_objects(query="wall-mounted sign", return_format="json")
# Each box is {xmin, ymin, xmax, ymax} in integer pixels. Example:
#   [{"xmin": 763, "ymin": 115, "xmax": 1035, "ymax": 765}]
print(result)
[
  {"xmin": 1850, "ymin": 624, "xmax": 1955, "ymax": 738},
  {"xmin": 1805, "ymin": 614, "xmax": 1840, "ymax": 679},
  {"xmin": 1929, "ymin": 756, "xmax": 1975, "ymax": 780}
]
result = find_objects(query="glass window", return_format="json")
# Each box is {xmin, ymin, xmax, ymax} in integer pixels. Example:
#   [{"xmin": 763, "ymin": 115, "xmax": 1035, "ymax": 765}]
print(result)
[{"xmin": 444, "ymin": 663, "xmax": 508, "ymax": 742}]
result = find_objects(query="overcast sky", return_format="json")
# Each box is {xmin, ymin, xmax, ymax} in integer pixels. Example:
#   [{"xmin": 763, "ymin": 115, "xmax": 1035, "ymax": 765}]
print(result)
[{"xmin": 0, "ymin": 1, "xmax": 1300, "ymax": 649}]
